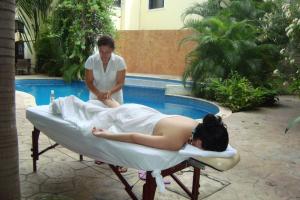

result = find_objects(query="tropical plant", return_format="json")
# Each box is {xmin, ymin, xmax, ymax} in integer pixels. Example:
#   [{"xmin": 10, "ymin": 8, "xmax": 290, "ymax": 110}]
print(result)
[
  {"xmin": 285, "ymin": 116, "xmax": 300, "ymax": 133},
  {"xmin": 182, "ymin": 16, "xmax": 280, "ymax": 86},
  {"xmin": 181, "ymin": 0, "xmax": 291, "ymax": 113},
  {"xmin": 0, "ymin": 1, "xmax": 20, "ymax": 199},
  {"xmin": 34, "ymin": 24, "xmax": 64, "ymax": 76},
  {"xmin": 16, "ymin": 0, "xmax": 53, "ymax": 52},
  {"xmin": 219, "ymin": 0, "xmax": 275, "ymax": 24},
  {"xmin": 289, "ymin": 73, "xmax": 300, "ymax": 96},
  {"xmin": 258, "ymin": 0, "xmax": 300, "ymax": 134},
  {"xmin": 50, "ymin": 0, "xmax": 115, "ymax": 81},
  {"xmin": 262, "ymin": 0, "xmax": 300, "ymax": 95},
  {"xmin": 183, "ymin": 0, "xmax": 275, "ymax": 23},
  {"xmin": 182, "ymin": 0, "xmax": 223, "ymax": 18},
  {"xmin": 193, "ymin": 72, "xmax": 278, "ymax": 112}
]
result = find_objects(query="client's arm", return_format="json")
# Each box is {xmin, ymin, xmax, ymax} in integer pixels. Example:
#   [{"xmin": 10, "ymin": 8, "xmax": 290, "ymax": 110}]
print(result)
[
  {"xmin": 92, "ymin": 128, "xmax": 178, "ymax": 150},
  {"xmin": 102, "ymin": 99, "xmax": 120, "ymax": 108}
]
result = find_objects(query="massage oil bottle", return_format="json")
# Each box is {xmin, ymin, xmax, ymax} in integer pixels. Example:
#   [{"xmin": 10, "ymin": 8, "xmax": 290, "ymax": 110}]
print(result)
[{"xmin": 50, "ymin": 90, "xmax": 55, "ymax": 103}]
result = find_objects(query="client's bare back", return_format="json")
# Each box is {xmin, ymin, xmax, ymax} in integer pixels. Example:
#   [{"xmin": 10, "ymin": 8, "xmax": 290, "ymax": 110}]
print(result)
[{"xmin": 152, "ymin": 116, "xmax": 198, "ymax": 149}]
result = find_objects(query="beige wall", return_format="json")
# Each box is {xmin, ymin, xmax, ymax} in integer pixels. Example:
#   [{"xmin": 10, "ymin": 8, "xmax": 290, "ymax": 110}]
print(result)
[
  {"xmin": 120, "ymin": 0, "xmax": 205, "ymax": 30},
  {"xmin": 121, "ymin": 0, "xmax": 141, "ymax": 30},
  {"xmin": 112, "ymin": 7, "xmax": 122, "ymax": 30},
  {"xmin": 115, "ymin": 30, "xmax": 195, "ymax": 76}
]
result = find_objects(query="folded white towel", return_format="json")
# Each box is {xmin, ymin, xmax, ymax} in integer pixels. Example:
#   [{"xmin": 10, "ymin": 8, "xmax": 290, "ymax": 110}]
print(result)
[{"xmin": 180, "ymin": 144, "xmax": 237, "ymax": 158}]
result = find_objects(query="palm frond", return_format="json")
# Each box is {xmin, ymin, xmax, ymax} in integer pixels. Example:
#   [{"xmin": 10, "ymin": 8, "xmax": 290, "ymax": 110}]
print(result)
[
  {"xmin": 179, "ymin": 33, "xmax": 200, "ymax": 47},
  {"xmin": 285, "ymin": 116, "xmax": 300, "ymax": 133},
  {"xmin": 183, "ymin": 18, "xmax": 204, "ymax": 31},
  {"xmin": 224, "ymin": 20, "xmax": 256, "ymax": 40},
  {"xmin": 201, "ymin": 17, "xmax": 227, "ymax": 34},
  {"xmin": 182, "ymin": 1, "xmax": 222, "ymax": 20},
  {"xmin": 16, "ymin": 0, "xmax": 53, "ymax": 52},
  {"xmin": 229, "ymin": 0, "xmax": 256, "ymax": 20}
]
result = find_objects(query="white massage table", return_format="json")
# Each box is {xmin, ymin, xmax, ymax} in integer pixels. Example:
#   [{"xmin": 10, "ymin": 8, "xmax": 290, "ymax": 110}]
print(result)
[{"xmin": 26, "ymin": 99, "xmax": 240, "ymax": 200}]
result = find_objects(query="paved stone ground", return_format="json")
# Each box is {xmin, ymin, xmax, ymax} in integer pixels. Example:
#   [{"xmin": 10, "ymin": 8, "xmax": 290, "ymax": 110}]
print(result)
[{"xmin": 16, "ymin": 92, "xmax": 300, "ymax": 200}]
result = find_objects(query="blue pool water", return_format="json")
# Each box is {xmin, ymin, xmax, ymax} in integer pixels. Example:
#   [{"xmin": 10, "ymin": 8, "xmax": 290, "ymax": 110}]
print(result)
[{"xmin": 15, "ymin": 78, "xmax": 219, "ymax": 119}]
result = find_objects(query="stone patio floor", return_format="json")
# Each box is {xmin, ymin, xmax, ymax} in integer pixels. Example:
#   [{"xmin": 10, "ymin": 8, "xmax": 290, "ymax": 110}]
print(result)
[{"xmin": 16, "ymin": 92, "xmax": 300, "ymax": 200}]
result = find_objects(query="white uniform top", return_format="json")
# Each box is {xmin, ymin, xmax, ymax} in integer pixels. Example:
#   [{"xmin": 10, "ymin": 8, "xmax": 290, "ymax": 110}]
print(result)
[{"xmin": 84, "ymin": 52, "xmax": 126, "ymax": 103}]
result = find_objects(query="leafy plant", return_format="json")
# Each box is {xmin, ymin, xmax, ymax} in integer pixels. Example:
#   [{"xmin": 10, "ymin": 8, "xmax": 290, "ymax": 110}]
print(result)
[
  {"xmin": 263, "ymin": 0, "xmax": 300, "ymax": 95},
  {"xmin": 182, "ymin": 0, "xmax": 223, "ymax": 19},
  {"xmin": 182, "ymin": 16, "xmax": 280, "ymax": 86},
  {"xmin": 181, "ymin": 0, "xmax": 286, "ymax": 112},
  {"xmin": 193, "ymin": 72, "xmax": 278, "ymax": 112},
  {"xmin": 288, "ymin": 69, "xmax": 300, "ymax": 96},
  {"xmin": 50, "ymin": 0, "xmax": 115, "ymax": 81},
  {"xmin": 16, "ymin": 0, "xmax": 53, "ymax": 52},
  {"xmin": 61, "ymin": 64, "xmax": 85, "ymax": 82},
  {"xmin": 285, "ymin": 116, "xmax": 300, "ymax": 133},
  {"xmin": 34, "ymin": 24, "xmax": 64, "ymax": 76}
]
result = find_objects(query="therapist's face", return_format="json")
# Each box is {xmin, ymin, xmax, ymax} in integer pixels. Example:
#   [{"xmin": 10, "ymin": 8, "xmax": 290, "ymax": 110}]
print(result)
[{"xmin": 99, "ymin": 45, "xmax": 113, "ymax": 64}]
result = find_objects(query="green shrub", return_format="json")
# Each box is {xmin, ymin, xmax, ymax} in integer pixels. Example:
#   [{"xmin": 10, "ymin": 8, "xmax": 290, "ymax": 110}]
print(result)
[
  {"xmin": 182, "ymin": 0, "xmax": 222, "ymax": 18},
  {"xmin": 50, "ymin": 0, "xmax": 115, "ymax": 81},
  {"xmin": 35, "ymin": 25, "xmax": 64, "ymax": 76},
  {"xmin": 260, "ymin": 0, "xmax": 300, "ymax": 95},
  {"xmin": 16, "ymin": 0, "xmax": 53, "ymax": 53},
  {"xmin": 182, "ymin": 6, "xmax": 280, "ymax": 87},
  {"xmin": 193, "ymin": 72, "xmax": 278, "ymax": 112},
  {"xmin": 61, "ymin": 63, "xmax": 85, "ymax": 82},
  {"xmin": 288, "ymin": 69, "xmax": 300, "ymax": 96},
  {"xmin": 32, "ymin": 0, "xmax": 115, "ymax": 79}
]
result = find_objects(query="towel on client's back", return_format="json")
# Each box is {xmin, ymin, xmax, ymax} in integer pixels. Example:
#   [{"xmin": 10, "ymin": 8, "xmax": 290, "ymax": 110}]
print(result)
[{"xmin": 52, "ymin": 95, "xmax": 169, "ymax": 136}]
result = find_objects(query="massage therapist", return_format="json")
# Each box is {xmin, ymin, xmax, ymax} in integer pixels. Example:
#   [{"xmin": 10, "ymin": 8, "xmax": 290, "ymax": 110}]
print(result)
[{"xmin": 85, "ymin": 35, "xmax": 126, "ymax": 105}]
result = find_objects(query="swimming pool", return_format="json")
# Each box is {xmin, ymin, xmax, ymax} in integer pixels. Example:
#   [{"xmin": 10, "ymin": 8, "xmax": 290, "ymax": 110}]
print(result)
[{"xmin": 15, "ymin": 77, "xmax": 219, "ymax": 119}]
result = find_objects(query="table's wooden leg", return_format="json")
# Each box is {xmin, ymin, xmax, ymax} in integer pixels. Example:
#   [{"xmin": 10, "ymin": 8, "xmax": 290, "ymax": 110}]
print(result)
[
  {"xmin": 142, "ymin": 171, "xmax": 157, "ymax": 200},
  {"xmin": 31, "ymin": 127, "xmax": 40, "ymax": 172},
  {"xmin": 191, "ymin": 167, "xmax": 200, "ymax": 200}
]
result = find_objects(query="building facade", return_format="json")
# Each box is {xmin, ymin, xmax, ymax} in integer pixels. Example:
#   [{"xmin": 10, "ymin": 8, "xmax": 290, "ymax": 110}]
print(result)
[{"xmin": 118, "ymin": 0, "xmax": 204, "ymax": 30}]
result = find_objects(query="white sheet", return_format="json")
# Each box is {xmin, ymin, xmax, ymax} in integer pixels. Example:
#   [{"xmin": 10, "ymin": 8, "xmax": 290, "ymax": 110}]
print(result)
[
  {"xmin": 51, "ymin": 95, "xmax": 171, "ymax": 136},
  {"xmin": 26, "ymin": 96, "xmax": 238, "ymax": 191}
]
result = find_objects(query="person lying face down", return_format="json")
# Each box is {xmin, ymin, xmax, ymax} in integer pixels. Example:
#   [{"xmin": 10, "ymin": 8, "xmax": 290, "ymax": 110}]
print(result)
[{"xmin": 92, "ymin": 99, "xmax": 229, "ymax": 152}]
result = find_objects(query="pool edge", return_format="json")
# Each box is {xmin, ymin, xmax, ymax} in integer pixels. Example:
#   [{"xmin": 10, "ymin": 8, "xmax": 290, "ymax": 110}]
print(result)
[{"xmin": 16, "ymin": 91, "xmax": 37, "ymax": 108}]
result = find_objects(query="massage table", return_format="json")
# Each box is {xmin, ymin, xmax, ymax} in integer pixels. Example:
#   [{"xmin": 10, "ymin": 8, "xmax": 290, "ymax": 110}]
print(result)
[{"xmin": 26, "ymin": 96, "xmax": 240, "ymax": 200}]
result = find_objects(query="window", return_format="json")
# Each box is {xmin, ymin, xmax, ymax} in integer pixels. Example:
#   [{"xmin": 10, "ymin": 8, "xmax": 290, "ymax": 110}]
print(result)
[
  {"xmin": 149, "ymin": 0, "xmax": 164, "ymax": 9},
  {"xmin": 114, "ymin": 0, "xmax": 121, "ymax": 7},
  {"xmin": 15, "ymin": 20, "xmax": 25, "ymax": 33}
]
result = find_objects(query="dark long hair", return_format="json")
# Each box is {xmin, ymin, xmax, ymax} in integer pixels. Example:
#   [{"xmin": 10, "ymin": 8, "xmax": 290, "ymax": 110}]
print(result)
[{"xmin": 193, "ymin": 114, "xmax": 229, "ymax": 152}]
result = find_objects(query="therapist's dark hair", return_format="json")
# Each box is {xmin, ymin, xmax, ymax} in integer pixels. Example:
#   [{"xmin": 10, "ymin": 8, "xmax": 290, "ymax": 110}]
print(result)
[
  {"xmin": 193, "ymin": 114, "xmax": 228, "ymax": 152},
  {"xmin": 97, "ymin": 35, "xmax": 115, "ymax": 49}
]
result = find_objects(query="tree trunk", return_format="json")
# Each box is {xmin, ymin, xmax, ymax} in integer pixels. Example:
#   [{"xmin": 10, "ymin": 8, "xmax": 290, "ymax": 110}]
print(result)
[{"xmin": 0, "ymin": 0, "xmax": 21, "ymax": 199}]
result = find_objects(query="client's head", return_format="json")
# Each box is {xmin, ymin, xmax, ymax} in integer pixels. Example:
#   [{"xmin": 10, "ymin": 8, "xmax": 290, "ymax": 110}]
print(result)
[{"xmin": 192, "ymin": 114, "xmax": 229, "ymax": 152}]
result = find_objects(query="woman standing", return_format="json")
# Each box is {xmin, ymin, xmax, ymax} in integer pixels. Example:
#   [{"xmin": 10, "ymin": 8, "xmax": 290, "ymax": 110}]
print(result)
[
  {"xmin": 85, "ymin": 35, "xmax": 126, "ymax": 107},
  {"xmin": 85, "ymin": 35, "xmax": 127, "ymax": 172}
]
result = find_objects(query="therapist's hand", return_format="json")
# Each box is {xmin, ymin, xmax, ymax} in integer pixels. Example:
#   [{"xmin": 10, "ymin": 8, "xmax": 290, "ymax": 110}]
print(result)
[
  {"xmin": 105, "ymin": 90, "xmax": 111, "ymax": 99},
  {"xmin": 96, "ymin": 91, "xmax": 107, "ymax": 101}
]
